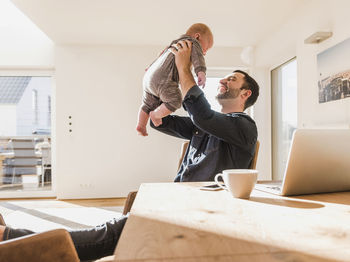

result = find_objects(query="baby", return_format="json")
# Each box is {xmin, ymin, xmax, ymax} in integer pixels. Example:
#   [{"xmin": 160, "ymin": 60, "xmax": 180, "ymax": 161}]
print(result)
[{"xmin": 136, "ymin": 23, "xmax": 214, "ymax": 136}]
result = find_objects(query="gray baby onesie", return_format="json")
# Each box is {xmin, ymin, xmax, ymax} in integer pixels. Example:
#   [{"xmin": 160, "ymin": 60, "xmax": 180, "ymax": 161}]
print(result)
[{"xmin": 141, "ymin": 35, "xmax": 206, "ymax": 114}]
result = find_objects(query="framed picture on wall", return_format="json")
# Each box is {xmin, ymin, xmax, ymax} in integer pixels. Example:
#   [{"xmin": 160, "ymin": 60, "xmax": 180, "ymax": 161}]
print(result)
[{"xmin": 318, "ymin": 37, "xmax": 350, "ymax": 103}]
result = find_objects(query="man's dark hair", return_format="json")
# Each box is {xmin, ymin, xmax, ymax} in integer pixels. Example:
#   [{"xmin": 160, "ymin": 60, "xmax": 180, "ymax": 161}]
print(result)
[{"xmin": 233, "ymin": 70, "xmax": 260, "ymax": 110}]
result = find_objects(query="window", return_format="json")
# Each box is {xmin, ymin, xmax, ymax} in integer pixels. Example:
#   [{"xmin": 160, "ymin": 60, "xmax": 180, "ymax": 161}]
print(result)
[
  {"xmin": 271, "ymin": 58, "xmax": 297, "ymax": 180},
  {"xmin": 0, "ymin": 75, "xmax": 53, "ymax": 196},
  {"xmin": 203, "ymin": 77, "xmax": 221, "ymax": 112}
]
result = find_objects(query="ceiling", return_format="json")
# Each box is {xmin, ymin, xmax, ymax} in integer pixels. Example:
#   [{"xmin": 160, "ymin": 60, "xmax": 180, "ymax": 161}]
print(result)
[{"xmin": 11, "ymin": 0, "xmax": 306, "ymax": 47}]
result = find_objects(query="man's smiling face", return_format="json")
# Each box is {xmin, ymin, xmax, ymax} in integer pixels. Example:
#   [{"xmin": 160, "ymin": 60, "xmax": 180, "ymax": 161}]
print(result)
[{"xmin": 216, "ymin": 72, "xmax": 245, "ymax": 100}]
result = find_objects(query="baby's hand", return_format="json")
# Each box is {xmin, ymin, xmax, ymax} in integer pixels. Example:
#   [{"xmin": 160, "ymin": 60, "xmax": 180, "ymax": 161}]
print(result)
[{"xmin": 197, "ymin": 71, "xmax": 206, "ymax": 88}]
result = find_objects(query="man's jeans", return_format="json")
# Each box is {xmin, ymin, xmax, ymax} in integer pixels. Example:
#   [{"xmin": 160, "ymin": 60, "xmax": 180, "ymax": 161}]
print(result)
[{"xmin": 3, "ymin": 215, "xmax": 128, "ymax": 261}]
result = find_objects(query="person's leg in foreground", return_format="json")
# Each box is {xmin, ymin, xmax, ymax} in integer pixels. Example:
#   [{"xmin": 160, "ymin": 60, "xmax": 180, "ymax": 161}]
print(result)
[{"xmin": 0, "ymin": 214, "xmax": 128, "ymax": 261}]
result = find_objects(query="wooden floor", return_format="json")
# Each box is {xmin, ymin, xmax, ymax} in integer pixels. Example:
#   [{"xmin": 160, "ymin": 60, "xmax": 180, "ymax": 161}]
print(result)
[
  {"xmin": 62, "ymin": 198, "xmax": 126, "ymax": 207},
  {"xmin": 0, "ymin": 197, "xmax": 126, "ymax": 206},
  {"xmin": 0, "ymin": 183, "xmax": 52, "ymax": 192}
]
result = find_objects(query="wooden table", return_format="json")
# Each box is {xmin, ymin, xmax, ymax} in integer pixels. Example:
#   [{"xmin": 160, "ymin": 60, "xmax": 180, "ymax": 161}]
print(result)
[{"xmin": 114, "ymin": 182, "xmax": 350, "ymax": 262}]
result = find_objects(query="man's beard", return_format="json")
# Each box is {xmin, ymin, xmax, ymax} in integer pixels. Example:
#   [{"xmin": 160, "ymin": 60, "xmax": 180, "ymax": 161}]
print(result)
[{"xmin": 215, "ymin": 84, "xmax": 240, "ymax": 101}]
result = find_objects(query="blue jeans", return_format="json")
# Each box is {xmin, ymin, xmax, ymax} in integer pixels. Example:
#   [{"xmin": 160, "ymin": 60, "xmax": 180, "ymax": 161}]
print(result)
[{"xmin": 3, "ymin": 215, "xmax": 128, "ymax": 261}]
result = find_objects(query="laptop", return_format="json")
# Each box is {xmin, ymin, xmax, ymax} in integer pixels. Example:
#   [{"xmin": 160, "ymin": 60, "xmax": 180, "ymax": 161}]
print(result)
[{"xmin": 255, "ymin": 129, "xmax": 350, "ymax": 196}]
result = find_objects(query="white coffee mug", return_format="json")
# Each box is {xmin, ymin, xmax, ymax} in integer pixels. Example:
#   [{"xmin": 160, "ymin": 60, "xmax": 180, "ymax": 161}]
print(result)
[{"xmin": 214, "ymin": 169, "xmax": 258, "ymax": 199}]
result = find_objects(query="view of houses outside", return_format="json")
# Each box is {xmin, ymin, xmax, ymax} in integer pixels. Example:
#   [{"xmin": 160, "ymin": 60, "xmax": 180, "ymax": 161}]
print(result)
[
  {"xmin": 0, "ymin": 76, "xmax": 52, "ymax": 192},
  {"xmin": 0, "ymin": 76, "xmax": 52, "ymax": 136}
]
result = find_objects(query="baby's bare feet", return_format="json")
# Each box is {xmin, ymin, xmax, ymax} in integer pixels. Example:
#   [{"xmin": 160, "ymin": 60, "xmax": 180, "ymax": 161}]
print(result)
[
  {"xmin": 136, "ymin": 125, "xmax": 148, "ymax": 136},
  {"xmin": 150, "ymin": 111, "xmax": 162, "ymax": 127}
]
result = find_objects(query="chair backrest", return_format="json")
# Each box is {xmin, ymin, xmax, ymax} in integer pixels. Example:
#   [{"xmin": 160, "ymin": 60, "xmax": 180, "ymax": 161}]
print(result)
[
  {"xmin": 41, "ymin": 147, "xmax": 51, "ymax": 165},
  {"xmin": 5, "ymin": 139, "xmax": 39, "ymax": 176},
  {"xmin": 122, "ymin": 191, "xmax": 138, "ymax": 215},
  {"xmin": 249, "ymin": 140, "xmax": 260, "ymax": 169},
  {"xmin": 10, "ymin": 139, "xmax": 36, "ymax": 158},
  {"xmin": 177, "ymin": 141, "xmax": 189, "ymax": 171},
  {"xmin": 0, "ymin": 229, "xmax": 80, "ymax": 262}
]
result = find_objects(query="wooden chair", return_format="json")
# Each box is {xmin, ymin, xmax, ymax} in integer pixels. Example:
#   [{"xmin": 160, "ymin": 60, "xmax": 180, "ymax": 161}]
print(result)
[
  {"xmin": 0, "ymin": 215, "xmax": 79, "ymax": 262},
  {"xmin": 2, "ymin": 139, "xmax": 41, "ymax": 186},
  {"xmin": 177, "ymin": 141, "xmax": 189, "ymax": 171},
  {"xmin": 122, "ymin": 191, "xmax": 138, "ymax": 215},
  {"xmin": 0, "ymin": 230, "xmax": 80, "ymax": 262},
  {"xmin": 249, "ymin": 140, "xmax": 260, "ymax": 169}
]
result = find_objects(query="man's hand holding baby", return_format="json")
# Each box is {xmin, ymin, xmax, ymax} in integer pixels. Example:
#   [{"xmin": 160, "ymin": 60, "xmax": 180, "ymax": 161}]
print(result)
[{"xmin": 197, "ymin": 71, "xmax": 206, "ymax": 87}]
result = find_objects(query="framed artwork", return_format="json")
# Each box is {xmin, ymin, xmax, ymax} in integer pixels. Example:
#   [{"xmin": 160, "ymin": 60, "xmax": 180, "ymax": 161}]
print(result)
[{"xmin": 318, "ymin": 37, "xmax": 350, "ymax": 103}]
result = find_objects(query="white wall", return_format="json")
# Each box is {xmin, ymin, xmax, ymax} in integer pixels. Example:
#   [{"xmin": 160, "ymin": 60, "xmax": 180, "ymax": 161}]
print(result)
[
  {"xmin": 254, "ymin": 0, "xmax": 350, "ymax": 180},
  {"xmin": 55, "ymin": 44, "xmax": 245, "ymax": 199},
  {"xmin": 0, "ymin": 0, "xmax": 54, "ymax": 68},
  {"xmin": 206, "ymin": 47, "xmax": 245, "ymax": 68},
  {"xmin": 251, "ymin": 67, "xmax": 271, "ymax": 180}
]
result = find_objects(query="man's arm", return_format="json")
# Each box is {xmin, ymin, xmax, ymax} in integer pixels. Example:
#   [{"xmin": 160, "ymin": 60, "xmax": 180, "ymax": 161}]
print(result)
[
  {"xmin": 181, "ymin": 85, "xmax": 257, "ymax": 149},
  {"xmin": 171, "ymin": 41, "xmax": 257, "ymax": 149},
  {"xmin": 170, "ymin": 40, "xmax": 197, "ymax": 97},
  {"xmin": 150, "ymin": 115, "xmax": 194, "ymax": 140}
]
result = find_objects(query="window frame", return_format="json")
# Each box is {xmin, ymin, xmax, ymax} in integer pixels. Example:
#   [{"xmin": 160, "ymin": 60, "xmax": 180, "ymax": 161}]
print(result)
[
  {"xmin": 270, "ymin": 57, "xmax": 297, "ymax": 181},
  {"xmin": 0, "ymin": 68, "xmax": 56, "ymax": 198}
]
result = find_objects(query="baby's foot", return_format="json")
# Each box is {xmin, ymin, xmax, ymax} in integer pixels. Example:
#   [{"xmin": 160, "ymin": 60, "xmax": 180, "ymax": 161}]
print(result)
[
  {"xmin": 150, "ymin": 111, "xmax": 162, "ymax": 127},
  {"xmin": 136, "ymin": 125, "xmax": 148, "ymax": 136}
]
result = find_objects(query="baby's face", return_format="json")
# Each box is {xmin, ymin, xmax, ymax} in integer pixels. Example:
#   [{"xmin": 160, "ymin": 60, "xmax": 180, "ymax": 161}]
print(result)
[{"xmin": 198, "ymin": 34, "xmax": 213, "ymax": 55}]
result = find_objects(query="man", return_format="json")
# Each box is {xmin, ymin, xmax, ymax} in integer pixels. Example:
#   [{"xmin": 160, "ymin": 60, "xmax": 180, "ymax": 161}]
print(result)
[
  {"xmin": 0, "ymin": 40, "xmax": 259, "ymax": 261},
  {"xmin": 152, "ymin": 40, "xmax": 259, "ymax": 182}
]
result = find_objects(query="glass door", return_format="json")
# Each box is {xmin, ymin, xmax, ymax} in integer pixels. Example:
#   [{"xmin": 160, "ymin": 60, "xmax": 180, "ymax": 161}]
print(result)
[
  {"xmin": 0, "ymin": 75, "xmax": 54, "ymax": 197},
  {"xmin": 271, "ymin": 59, "xmax": 297, "ymax": 180}
]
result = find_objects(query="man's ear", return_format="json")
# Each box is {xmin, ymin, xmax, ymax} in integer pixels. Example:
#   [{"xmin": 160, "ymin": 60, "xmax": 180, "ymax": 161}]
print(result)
[
  {"xmin": 194, "ymin": 33, "xmax": 200, "ymax": 40},
  {"xmin": 241, "ymin": 89, "xmax": 252, "ymax": 99}
]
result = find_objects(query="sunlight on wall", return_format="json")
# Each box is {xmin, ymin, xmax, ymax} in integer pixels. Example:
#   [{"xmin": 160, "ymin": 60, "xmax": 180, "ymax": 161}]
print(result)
[
  {"xmin": 0, "ymin": 0, "xmax": 51, "ymax": 43},
  {"xmin": 0, "ymin": 0, "xmax": 53, "ymax": 67}
]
